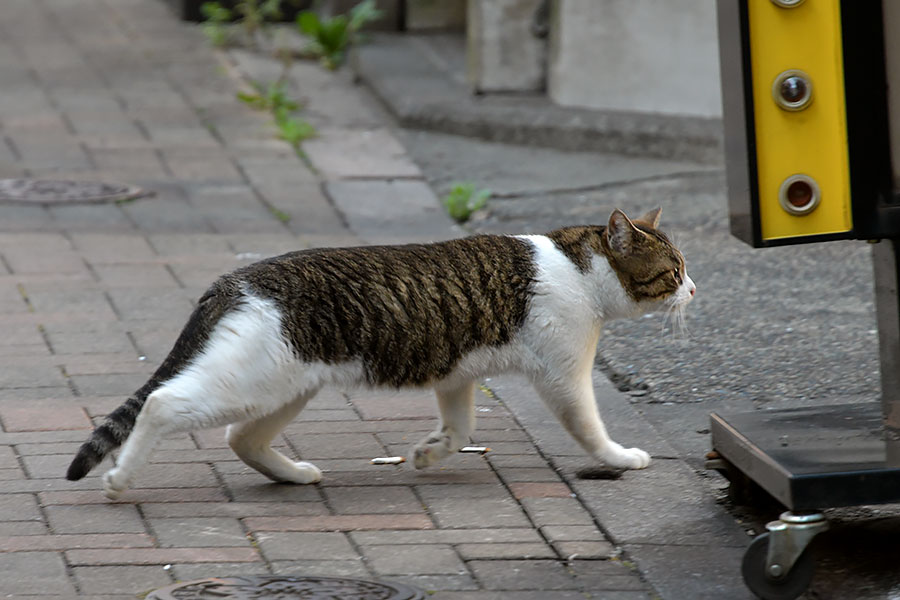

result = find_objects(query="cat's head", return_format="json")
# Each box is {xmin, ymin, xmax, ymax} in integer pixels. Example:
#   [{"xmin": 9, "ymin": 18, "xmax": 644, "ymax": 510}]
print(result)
[{"xmin": 602, "ymin": 208, "xmax": 695, "ymax": 316}]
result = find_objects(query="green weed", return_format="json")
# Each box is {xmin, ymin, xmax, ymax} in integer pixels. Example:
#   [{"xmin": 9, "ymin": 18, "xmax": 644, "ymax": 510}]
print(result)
[
  {"xmin": 296, "ymin": 0, "xmax": 382, "ymax": 70},
  {"xmin": 236, "ymin": 79, "xmax": 301, "ymax": 112},
  {"xmin": 442, "ymin": 182, "xmax": 491, "ymax": 223}
]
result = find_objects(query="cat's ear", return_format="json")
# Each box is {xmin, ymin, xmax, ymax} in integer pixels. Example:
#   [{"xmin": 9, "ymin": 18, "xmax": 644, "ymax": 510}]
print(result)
[
  {"xmin": 634, "ymin": 207, "xmax": 662, "ymax": 229},
  {"xmin": 606, "ymin": 209, "xmax": 640, "ymax": 256}
]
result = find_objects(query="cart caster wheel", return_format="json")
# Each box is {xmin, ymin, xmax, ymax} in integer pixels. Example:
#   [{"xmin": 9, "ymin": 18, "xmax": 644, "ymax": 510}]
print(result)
[{"xmin": 741, "ymin": 532, "xmax": 815, "ymax": 600}]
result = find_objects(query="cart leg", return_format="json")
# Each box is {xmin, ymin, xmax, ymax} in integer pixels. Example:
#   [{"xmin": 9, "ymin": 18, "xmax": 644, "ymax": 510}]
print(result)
[
  {"xmin": 764, "ymin": 511, "xmax": 828, "ymax": 577},
  {"xmin": 741, "ymin": 511, "xmax": 829, "ymax": 600}
]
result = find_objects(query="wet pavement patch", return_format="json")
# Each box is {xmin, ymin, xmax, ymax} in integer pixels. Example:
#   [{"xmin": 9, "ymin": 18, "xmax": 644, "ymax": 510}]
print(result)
[
  {"xmin": 0, "ymin": 179, "xmax": 150, "ymax": 205},
  {"xmin": 146, "ymin": 575, "xmax": 425, "ymax": 599}
]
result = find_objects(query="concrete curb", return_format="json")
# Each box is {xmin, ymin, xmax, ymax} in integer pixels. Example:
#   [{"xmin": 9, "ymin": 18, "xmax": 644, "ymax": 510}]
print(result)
[{"xmin": 352, "ymin": 34, "xmax": 725, "ymax": 164}]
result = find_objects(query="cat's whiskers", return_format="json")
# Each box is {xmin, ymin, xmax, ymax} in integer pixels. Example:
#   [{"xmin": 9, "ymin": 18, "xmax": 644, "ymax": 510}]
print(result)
[{"xmin": 662, "ymin": 300, "xmax": 690, "ymax": 339}]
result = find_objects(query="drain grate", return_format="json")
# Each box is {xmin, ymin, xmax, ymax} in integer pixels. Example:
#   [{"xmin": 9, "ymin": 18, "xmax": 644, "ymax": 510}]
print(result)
[
  {"xmin": 146, "ymin": 575, "xmax": 426, "ymax": 599},
  {"xmin": 0, "ymin": 178, "xmax": 150, "ymax": 205}
]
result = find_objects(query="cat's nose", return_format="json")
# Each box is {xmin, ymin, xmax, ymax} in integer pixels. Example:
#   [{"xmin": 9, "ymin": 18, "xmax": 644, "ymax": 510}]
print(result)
[{"xmin": 690, "ymin": 286, "xmax": 695, "ymax": 297}]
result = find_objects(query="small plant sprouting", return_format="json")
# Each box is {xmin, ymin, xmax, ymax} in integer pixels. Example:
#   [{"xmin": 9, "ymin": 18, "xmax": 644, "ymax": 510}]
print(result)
[
  {"xmin": 274, "ymin": 108, "xmax": 316, "ymax": 149},
  {"xmin": 237, "ymin": 79, "xmax": 316, "ymax": 154},
  {"xmin": 200, "ymin": 0, "xmax": 287, "ymax": 49},
  {"xmin": 442, "ymin": 183, "xmax": 491, "ymax": 223},
  {"xmin": 236, "ymin": 79, "xmax": 300, "ymax": 113},
  {"xmin": 296, "ymin": 0, "xmax": 382, "ymax": 70},
  {"xmin": 200, "ymin": 1, "xmax": 233, "ymax": 47}
]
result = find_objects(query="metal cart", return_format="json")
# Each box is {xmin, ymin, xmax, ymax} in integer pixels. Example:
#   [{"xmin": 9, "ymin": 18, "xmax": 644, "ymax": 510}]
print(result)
[{"xmin": 715, "ymin": 1, "xmax": 900, "ymax": 598}]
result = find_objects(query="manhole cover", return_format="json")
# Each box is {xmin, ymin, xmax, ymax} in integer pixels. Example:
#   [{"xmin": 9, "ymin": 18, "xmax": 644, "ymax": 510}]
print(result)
[
  {"xmin": 146, "ymin": 575, "xmax": 425, "ymax": 599},
  {"xmin": 0, "ymin": 178, "xmax": 150, "ymax": 205}
]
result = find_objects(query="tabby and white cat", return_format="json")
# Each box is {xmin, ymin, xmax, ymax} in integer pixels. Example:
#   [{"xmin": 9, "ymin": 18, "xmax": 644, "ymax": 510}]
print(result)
[{"xmin": 67, "ymin": 208, "xmax": 694, "ymax": 499}]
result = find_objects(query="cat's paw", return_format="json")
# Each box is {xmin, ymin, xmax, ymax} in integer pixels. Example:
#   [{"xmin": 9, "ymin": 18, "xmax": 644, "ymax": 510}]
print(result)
[
  {"xmin": 102, "ymin": 468, "xmax": 128, "ymax": 500},
  {"xmin": 604, "ymin": 447, "xmax": 651, "ymax": 470},
  {"xmin": 411, "ymin": 433, "xmax": 453, "ymax": 469},
  {"xmin": 283, "ymin": 461, "xmax": 322, "ymax": 484}
]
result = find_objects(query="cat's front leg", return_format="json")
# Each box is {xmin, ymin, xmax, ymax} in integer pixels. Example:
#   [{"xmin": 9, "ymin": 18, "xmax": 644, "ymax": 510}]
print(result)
[
  {"xmin": 411, "ymin": 380, "xmax": 476, "ymax": 469},
  {"xmin": 533, "ymin": 371, "xmax": 650, "ymax": 470}
]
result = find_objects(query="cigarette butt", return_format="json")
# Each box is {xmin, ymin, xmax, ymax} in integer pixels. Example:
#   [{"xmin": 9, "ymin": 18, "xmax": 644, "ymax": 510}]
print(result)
[
  {"xmin": 370, "ymin": 456, "xmax": 406, "ymax": 465},
  {"xmin": 459, "ymin": 446, "xmax": 491, "ymax": 454}
]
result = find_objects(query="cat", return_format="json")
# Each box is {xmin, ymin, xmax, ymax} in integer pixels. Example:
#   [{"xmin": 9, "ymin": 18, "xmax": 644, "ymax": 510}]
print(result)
[{"xmin": 66, "ymin": 208, "xmax": 694, "ymax": 499}]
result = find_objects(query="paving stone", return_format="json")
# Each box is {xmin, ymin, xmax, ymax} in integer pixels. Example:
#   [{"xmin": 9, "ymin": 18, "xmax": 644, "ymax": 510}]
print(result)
[
  {"xmin": 68, "ymin": 373, "xmax": 149, "ymax": 397},
  {"xmin": 0, "ymin": 551, "xmax": 75, "ymax": 596},
  {"xmin": 540, "ymin": 525, "xmax": 607, "ymax": 543},
  {"xmin": 0, "ymin": 533, "xmax": 154, "ymax": 552},
  {"xmin": 141, "ymin": 500, "xmax": 325, "ymax": 518},
  {"xmin": 170, "ymin": 561, "xmax": 273, "ymax": 581},
  {"xmin": 0, "ymin": 493, "xmax": 42, "ymax": 521},
  {"xmin": 508, "ymin": 482, "xmax": 573, "ymax": 499},
  {"xmin": 0, "ymin": 521, "xmax": 49, "ymax": 536},
  {"xmin": 45, "ymin": 503, "xmax": 146, "ymax": 535},
  {"xmin": 21, "ymin": 453, "xmax": 88, "ymax": 479},
  {"xmin": 48, "ymin": 204, "xmax": 133, "ymax": 232},
  {"xmin": 322, "ymin": 485, "xmax": 423, "ymax": 515},
  {"xmin": 326, "ymin": 180, "xmax": 461, "ymax": 245},
  {"xmin": 363, "ymin": 543, "xmax": 467, "ymax": 576},
  {"xmin": 468, "ymin": 559, "xmax": 580, "ymax": 591},
  {"xmin": 304, "ymin": 127, "xmax": 422, "ymax": 179},
  {"xmin": 150, "ymin": 517, "xmax": 249, "ymax": 548},
  {"xmin": 388, "ymin": 573, "xmax": 479, "ymax": 592},
  {"xmin": 350, "ymin": 528, "xmax": 543, "ymax": 546},
  {"xmin": 288, "ymin": 432, "xmax": 388, "ymax": 460},
  {"xmin": 552, "ymin": 540, "xmax": 615, "ymax": 559},
  {"xmin": 67, "ymin": 547, "xmax": 261, "ymax": 565},
  {"xmin": 244, "ymin": 514, "xmax": 433, "ymax": 532},
  {"xmin": 566, "ymin": 560, "xmax": 650, "ymax": 592},
  {"xmin": 427, "ymin": 593, "xmax": 605, "ymax": 600},
  {"xmin": 69, "ymin": 234, "xmax": 156, "ymax": 263},
  {"xmin": 26, "ymin": 289, "xmax": 116, "ymax": 318},
  {"xmin": 255, "ymin": 531, "xmax": 358, "ymax": 561},
  {"xmin": 343, "ymin": 388, "xmax": 437, "ymax": 421},
  {"xmin": 520, "ymin": 497, "xmax": 595, "ymax": 527},
  {"xmin": 129, "ymin": 462, "xmax": 220, "ymax": 490},
  {"xmin": 456, "ymin": 542, "xmax": 556, "ymax": 560},
  {"xmin": 498, "ymin": 468, "xmax": 565, "ymax": 483},
  {"xmin": 219, "ymin": 473, "xmax": 324, "ymax": 503},
  {"xmin": 91, "ymin": 264, "xmax": 180, "ymax": 288},
  {"xmin": 106, "ymin": 288, "xmax": 193, "ymax": 321},
  {"xmin": 427, "ymin": 497, "xmax": 531, "ymax": 529},
  {"xmin": 270, "ymin": 559, "xmax": 369, "ymax": 578},
  {"xmin": 0, "ymin": 399, "xmax": 91, "ymax": 432},
  {"xmin": 72, "ymin": 566, "xmax": 172, "ymax": 594}
]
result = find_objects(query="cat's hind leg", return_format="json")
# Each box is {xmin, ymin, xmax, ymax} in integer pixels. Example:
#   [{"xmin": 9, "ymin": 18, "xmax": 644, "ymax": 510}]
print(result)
[
  {"xmin": 412, "ymin": 380, "xmax": 476, "ymax": 469},
  {"xmin": 102, "ymin": 386, "xmax": 225, "ymax": 499},
  {"xmin": 226, "ymin": 392, "xmax": 321, "ymax": 484},
  {"xmin": 533, "ymin": 370, "xmax": 650, "ymax": 470}
]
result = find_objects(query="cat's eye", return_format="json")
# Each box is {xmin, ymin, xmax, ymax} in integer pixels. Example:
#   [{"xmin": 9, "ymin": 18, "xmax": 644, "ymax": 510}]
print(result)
[{"xmin": 673, "ymin": 270, "xmax": 683, "ymax": 285}]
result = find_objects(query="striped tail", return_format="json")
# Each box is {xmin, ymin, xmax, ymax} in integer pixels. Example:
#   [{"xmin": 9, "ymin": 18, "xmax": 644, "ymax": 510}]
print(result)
[
  {"xmin": 65, "ymin": 282, "xmax": 239, "ymax": 481},
  {"xmin": 65, "ymin": 389, "xmax": 152, "ymax": 481}
]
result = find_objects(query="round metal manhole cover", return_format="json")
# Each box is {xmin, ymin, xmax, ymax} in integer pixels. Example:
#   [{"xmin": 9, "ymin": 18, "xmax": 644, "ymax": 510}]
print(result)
[
  {"xmin": 0, "ymin": 178, "xmax": 150, "ymax": 205},
  {"xmin": 146, "ymin": 575, "xmax": 426, "ymax": 599}
]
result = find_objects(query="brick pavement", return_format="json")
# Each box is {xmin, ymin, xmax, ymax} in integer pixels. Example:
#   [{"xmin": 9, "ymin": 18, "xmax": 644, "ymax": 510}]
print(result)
[{"xmin": 0, "ymin": 0, "xmax": 658, "ymax": 598}]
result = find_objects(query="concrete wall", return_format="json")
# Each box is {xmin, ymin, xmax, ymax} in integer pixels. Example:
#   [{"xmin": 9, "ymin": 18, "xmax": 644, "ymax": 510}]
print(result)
[
  {"xmin": 466, "ymin": 0, "xmax": 546, "ymax": 93},
  {"xmin": 548, "ymin": 0, "xmax": 722, "ymax": 118},
  {"xmin": 406, "ymin": 0, "xmax": 467, "ymax": 30}
]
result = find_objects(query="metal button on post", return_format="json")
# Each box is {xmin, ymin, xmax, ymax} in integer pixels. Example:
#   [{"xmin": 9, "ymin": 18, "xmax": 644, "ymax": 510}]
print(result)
[
  {"xmin": 779, "ymin": 174, "xmax": 821, "ymax": 215},
  {"xmin": 770, "ymin": 0, "xmax": 806, "ymax": 8},
  {"xmin": 773, "ymin": 70, "xmax": 814, "ymax": 111}
]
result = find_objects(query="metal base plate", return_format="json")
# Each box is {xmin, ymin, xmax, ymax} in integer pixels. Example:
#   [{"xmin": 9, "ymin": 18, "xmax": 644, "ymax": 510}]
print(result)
[{"xmin": 711, "ymin": 403, "xmax": 900, "ymax": 510}]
